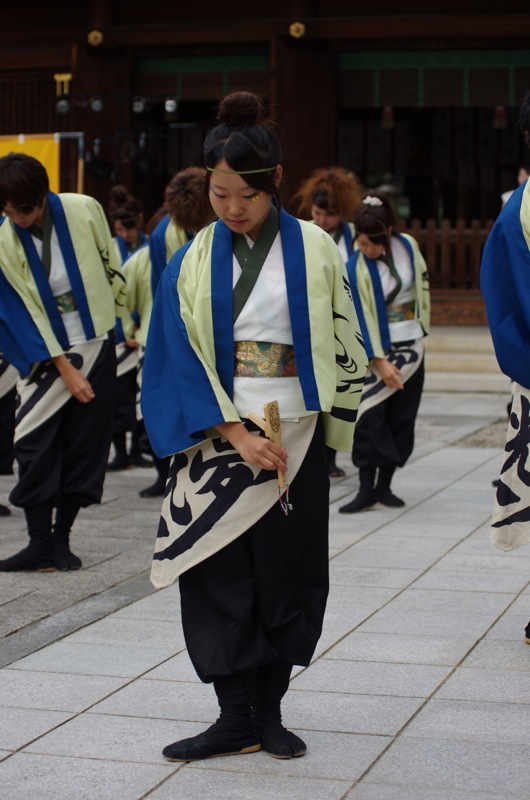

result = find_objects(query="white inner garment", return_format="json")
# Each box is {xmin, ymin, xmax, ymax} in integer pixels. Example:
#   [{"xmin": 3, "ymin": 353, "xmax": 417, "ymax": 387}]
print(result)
[
  {"xmin": 232, "ymin": 232, "xmax": 311, "ymax": 421},
  {"xmin": 377, "ymin": 236, "xmax": 423, "ymax": 342}
]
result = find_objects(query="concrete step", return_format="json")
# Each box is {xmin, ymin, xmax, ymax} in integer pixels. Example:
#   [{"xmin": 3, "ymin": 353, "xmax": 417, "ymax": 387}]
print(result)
[
  {"xmin": 425, "ymin": 325, "xmax": 495, "ymax": 354},
  {"xmin": 424, "ymin": 370, "xmax": 511, "ymax": 393},
  {"xmin": 425, "ymin": 351, "xmax": 500, "ymax": 374}
]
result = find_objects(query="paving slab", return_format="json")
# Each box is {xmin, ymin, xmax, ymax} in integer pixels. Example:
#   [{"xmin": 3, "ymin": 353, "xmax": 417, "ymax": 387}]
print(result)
[
  {"xmin": 0, "ymin": 707, "xmax": 73, "ymax": 751},
  {"xmin": 0, "ymin": 753, "xmax": 174, "ymax": 800},
  {"xmin": 324, "ymin": 631, "xmax": 478, "ymax": 666},
  {"xmin": 346, "ymin": 785, "xmax": 528, "ymax": 799},
  {"xmin": 291, "ymin": 658, "xmax": 451, "ymax": 698},
  {"xmin": 147, "ymin": 765, "xmax": 352, "ymax": 800},
  {"xmin": 24, "ymin": 714, "xmax": 205, "ymax": 764},
  {"xmin": 403, "ymin": 698, "xmax": 530, "ymax": 745},
  {"xmin": 462, "ymin": 638, "xmax": 530, "ymax": 671},
  {"xmin": 435, "ymin": 666, "xmax": 530, "ymax": 704},
  {"xmin": 282, "ymin": 688, "xmax": 424, "ymax": 736},
  {"xmin": 8, "ymin": 640, "xmax": 181, "ymax": 678},
  {"xmin": 363, "ymin": 738, "xmax": 530, "ymax": 795},
  {"xmin": 0, "ymin": 669, "xmax": 128, "ymax": 712}
]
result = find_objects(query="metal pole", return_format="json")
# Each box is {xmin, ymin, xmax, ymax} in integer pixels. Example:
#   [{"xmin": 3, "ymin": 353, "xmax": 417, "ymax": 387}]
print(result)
[{"xmin": 57, "ymin": 132, "xmax": 85, "ymax": 193}]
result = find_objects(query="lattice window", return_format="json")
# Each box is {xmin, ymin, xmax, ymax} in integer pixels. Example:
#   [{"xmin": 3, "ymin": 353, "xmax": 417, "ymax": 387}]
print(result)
[{"xmin": 0, "ymin": 71, "xmax": 72, "ymax": 135}]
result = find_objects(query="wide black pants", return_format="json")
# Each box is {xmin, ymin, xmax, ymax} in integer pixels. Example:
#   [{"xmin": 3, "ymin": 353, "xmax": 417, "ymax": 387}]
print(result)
[
  {"xmin": 0, "ymin": 386, "xmax": 15, "ymax": 476},
  {"xmin": 353, "ymin": 357, "xmax": 424, "ymax": 470},
  {"xmin": 10, "ymin": 339, "xmax": 117, "ymax": 509},
  {"xmin": 179, "ymin": 415, "xmax": 330, "ymax": 683}
]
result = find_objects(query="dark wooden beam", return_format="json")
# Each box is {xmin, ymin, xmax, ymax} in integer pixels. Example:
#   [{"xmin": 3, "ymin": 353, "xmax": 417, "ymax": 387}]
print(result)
[{"xmin": 0, "ymin": 14, "xmax": 527, "ymax": 58}]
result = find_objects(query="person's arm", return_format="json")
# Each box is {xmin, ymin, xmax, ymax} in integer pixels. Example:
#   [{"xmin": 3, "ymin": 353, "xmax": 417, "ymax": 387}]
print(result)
[
  {"xmin": 51, "ymin": 354, "xmax": 95, "ymax": 403},
  {"xmin": 372, "ymin": 356, "xmax": 404, "ymax": 389},
  {"xmin": 215, "ymin": 420, "xmax": 288, "ymax": 473}
]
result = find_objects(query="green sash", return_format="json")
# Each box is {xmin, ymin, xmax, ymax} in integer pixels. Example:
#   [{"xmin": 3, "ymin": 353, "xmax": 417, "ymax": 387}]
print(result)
[{"xmin": 232, "ymin": 206, "xmax": 279, "ymax": 323}]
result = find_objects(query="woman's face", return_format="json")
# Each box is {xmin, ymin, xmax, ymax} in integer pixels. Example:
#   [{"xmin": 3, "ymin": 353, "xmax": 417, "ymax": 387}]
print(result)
[
  {"xmin": 311, "ymin": 205, "xmax": 341, "ymax": 235},
  {"xmin": 208, "ymin": 160, "xmax": 279, "ymax": 241},
  {"xmin": 2, "ymin": 199, "xmax": 45, "ymax": 228},
  {"xmin": 114, "ymin": 220, "xmax": 140, "ymax": 247},
  {"xmin": 356, "ymin": 233, "xmax": 386, "ymax": 260}
]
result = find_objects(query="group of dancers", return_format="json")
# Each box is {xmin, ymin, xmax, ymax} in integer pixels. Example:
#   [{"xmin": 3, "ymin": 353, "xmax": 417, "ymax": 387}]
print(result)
[{"xmin": 0, "ymin": 89, "xmax": 430, "ymax": 762}]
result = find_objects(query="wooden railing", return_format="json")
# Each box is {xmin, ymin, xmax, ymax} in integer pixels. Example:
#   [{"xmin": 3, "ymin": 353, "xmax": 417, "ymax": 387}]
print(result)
[{"xmin": 401, "ymin": 219, "xmax": 495, "ymax": 291}]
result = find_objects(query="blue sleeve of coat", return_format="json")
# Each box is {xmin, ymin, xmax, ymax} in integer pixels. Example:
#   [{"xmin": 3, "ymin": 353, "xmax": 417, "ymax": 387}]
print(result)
[
  {"xmin": 346, "ymin": 252, "xmax": 374, "ymax": 360},
  {"xmin": 480, "ymin": 182, "xmax": 530, "ymax": 389},
  {"xmin": 141, "ymin": 243, "xmax": 225, "ymax": 457},
  {"xmin": 0, "ymin": 269, "xmax": 52, "ymax": 376},
  {"xmin": 149, "ymin": 215, "xmax": 171, "ymax": 300}
]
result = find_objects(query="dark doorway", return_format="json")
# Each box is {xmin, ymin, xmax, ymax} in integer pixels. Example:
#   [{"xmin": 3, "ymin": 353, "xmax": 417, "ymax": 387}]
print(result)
[{"xmin": 338, "ymin": 106, "xmax": 527, "ymax": 225}]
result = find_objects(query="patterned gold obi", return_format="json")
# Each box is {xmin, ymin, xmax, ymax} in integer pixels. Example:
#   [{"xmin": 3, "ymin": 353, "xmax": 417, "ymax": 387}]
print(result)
[
  {"xmin": 55, "ymin": 290, "xmax": 77, "ymax": 314},
  {"xmin": 387, "ymin": 301, "xmax": 415, "ymax": 323},
  {"xmin": 234, "ymin": 341, "xmax": 298, "ymax": 378}
]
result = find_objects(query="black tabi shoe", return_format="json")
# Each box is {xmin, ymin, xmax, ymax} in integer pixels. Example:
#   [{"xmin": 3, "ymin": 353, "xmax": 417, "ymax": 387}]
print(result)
[
  {"xmin": 376, "ymin": 488, "xmax": 405, "ymax": 508},
  {"xmin": 327, "ymin": 463, "xmax": 346, "ymax": 478},
  {"xmin": 162, "ymin": 719, "xmax": 261, "ymax": 762},
  {"xmin": 139, "ymin": 479, "xmax": 166, "ymax": 498},
  {"xmin": 0, "ymin": 543, "xmax": 55, "ymax": 572},
  {"xmin": 525, "ymin": 621, "xmax": 530, "ymax": 644},
  {"xmin": 254, "ymin": 721, "xmax": 306, "ymax": 759},
  {"xmin": 106, "ymin": 455, "xmax": 132, "ymax": 471},
  {"xmin": 339, "ymin": 488, "xmax": 378, "ymax": 513},
  {"xmin": 0, "ymin": 504, "xmax": 11, "ymax": 517},
  {"xmin": 129, "ymin": 452, "xmax": 153, "ymax": 468},
  {"xmin": 52, "ymin": 540, "xmax": 82, "ymax": 571}
]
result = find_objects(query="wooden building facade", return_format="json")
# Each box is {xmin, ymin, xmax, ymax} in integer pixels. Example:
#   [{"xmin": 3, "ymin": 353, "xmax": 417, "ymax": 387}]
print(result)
[{"xmin": 1, "ymin": 2, "xmax": 530, "ymax": 322}]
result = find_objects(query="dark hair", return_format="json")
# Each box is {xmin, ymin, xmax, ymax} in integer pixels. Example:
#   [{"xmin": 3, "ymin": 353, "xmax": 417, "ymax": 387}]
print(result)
[
  {"xmin": 293, "ymin": 166, "xmax": 364, "ymax": 219},
  {"xmin": 204, "ymin": 91, "xmax": 282, "ymax": 203},
  {"xmin": 353, "ymin": 193, "xmax": 396, "ymax": 248},
  {"xmin": 164, "ymin": 167, "xmax": 214, "ymax": 233},
  {"xmin": 519, "ymin": 91, "xmax": 530, "ymax": 146},
  {"xmin": 108, "ymin": 185, "xmax": 142, "ymax": 229},
  {"xmin": 144, "ymin": 206, "xmax": 167, "ymax": 237},
  {"xmin": 0, "ymin": 152, "xmax": 49, "ymax": 211}
]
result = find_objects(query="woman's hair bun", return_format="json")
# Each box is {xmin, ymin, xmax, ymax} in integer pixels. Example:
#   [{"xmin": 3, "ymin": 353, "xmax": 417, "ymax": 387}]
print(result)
[
  {"xmin": 109, "ymin": 185, "xmax": 129, "ymax": 205},
  {"xmin": 217, "ymin": 91, "xmax": 267, "ymax": 127}
]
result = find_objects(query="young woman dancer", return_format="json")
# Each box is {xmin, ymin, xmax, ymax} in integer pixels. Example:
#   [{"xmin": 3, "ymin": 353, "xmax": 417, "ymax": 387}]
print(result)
[
  {"xmin": 0, "ymin": 152, "xmax": 126, "ymax": 571},
  {"xmin": 340, "ymin": 193, "xmax": 430, "ymax": 513},
  {"xmin": 293, "ymin": 166, "xmax": 363, "ymax": 476},
  {"xmin": 141, "ymin": 91, "xmax": 367, "ymax": 762}
]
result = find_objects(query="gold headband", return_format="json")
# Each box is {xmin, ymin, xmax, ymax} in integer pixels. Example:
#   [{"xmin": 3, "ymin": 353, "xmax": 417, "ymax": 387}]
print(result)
[
  {"xmin": 356, "ymin": 228, "xmax": 389, "ymax": 239},
  {"xmin": 207, "ymin": 165, "xmax": 277, "ymax": 175}
]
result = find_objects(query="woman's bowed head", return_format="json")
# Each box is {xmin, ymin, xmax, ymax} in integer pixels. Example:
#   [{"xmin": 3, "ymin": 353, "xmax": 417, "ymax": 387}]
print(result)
[{"xmin": 204, "ymin": 92, "xmax": 283, "ymax": 242}]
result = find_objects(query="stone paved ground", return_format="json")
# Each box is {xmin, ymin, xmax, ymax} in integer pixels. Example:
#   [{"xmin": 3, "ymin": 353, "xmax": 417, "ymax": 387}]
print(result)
[{"xmin": 3, "ymin": 390, "xmax": 530, "ymax": 800}]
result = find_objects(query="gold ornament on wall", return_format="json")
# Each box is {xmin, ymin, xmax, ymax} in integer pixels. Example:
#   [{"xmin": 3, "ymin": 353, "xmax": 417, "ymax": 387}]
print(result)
[
  {"xmin": 289, "ymin": 21, "xmax": 306, "ymax": 39},
  {"xmin": 87, "ymin": 30, "xmax": 104, "ymax": 47},
  {"xmin": 54, "ymin": 73, "xmax": 72, "ymax": 96}
]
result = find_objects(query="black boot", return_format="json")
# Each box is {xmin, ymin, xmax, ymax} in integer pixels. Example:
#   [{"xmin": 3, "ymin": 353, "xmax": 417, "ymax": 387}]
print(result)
[
  {"xmin": 339, "ymin": 468, "xmax": 377, "ymax": 513},
  {"xmin": 129, "ymin": 422, "xmax": 153, "ymax": 468},
  {"xmin": 162, "ymin": 671, "xmax": 260, "ymax": 762},
  {"xmin": 107, "ymin": 432, "xmax": 131, "ymax": 471},
  {"xmin": 52, "ymin": 495, "xmax": 82, "ymax": 571},
  {"xmin": 252, "ymin": 661, "xmax": 306, "ymax": 759},
  {"xmin": 375, "ymin": 466, "xmax": 405, "ymax": 507},
  {"xmin": 326, "ymin": 446, "xmax": 345, "ymax": 478},
  {"xmin": 139, "ymin": 455, "xmax": 169, "ymax": 498},
  {"xmin": 0, "ymin": 501, "xmax": 54, "ymax": 571}
]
